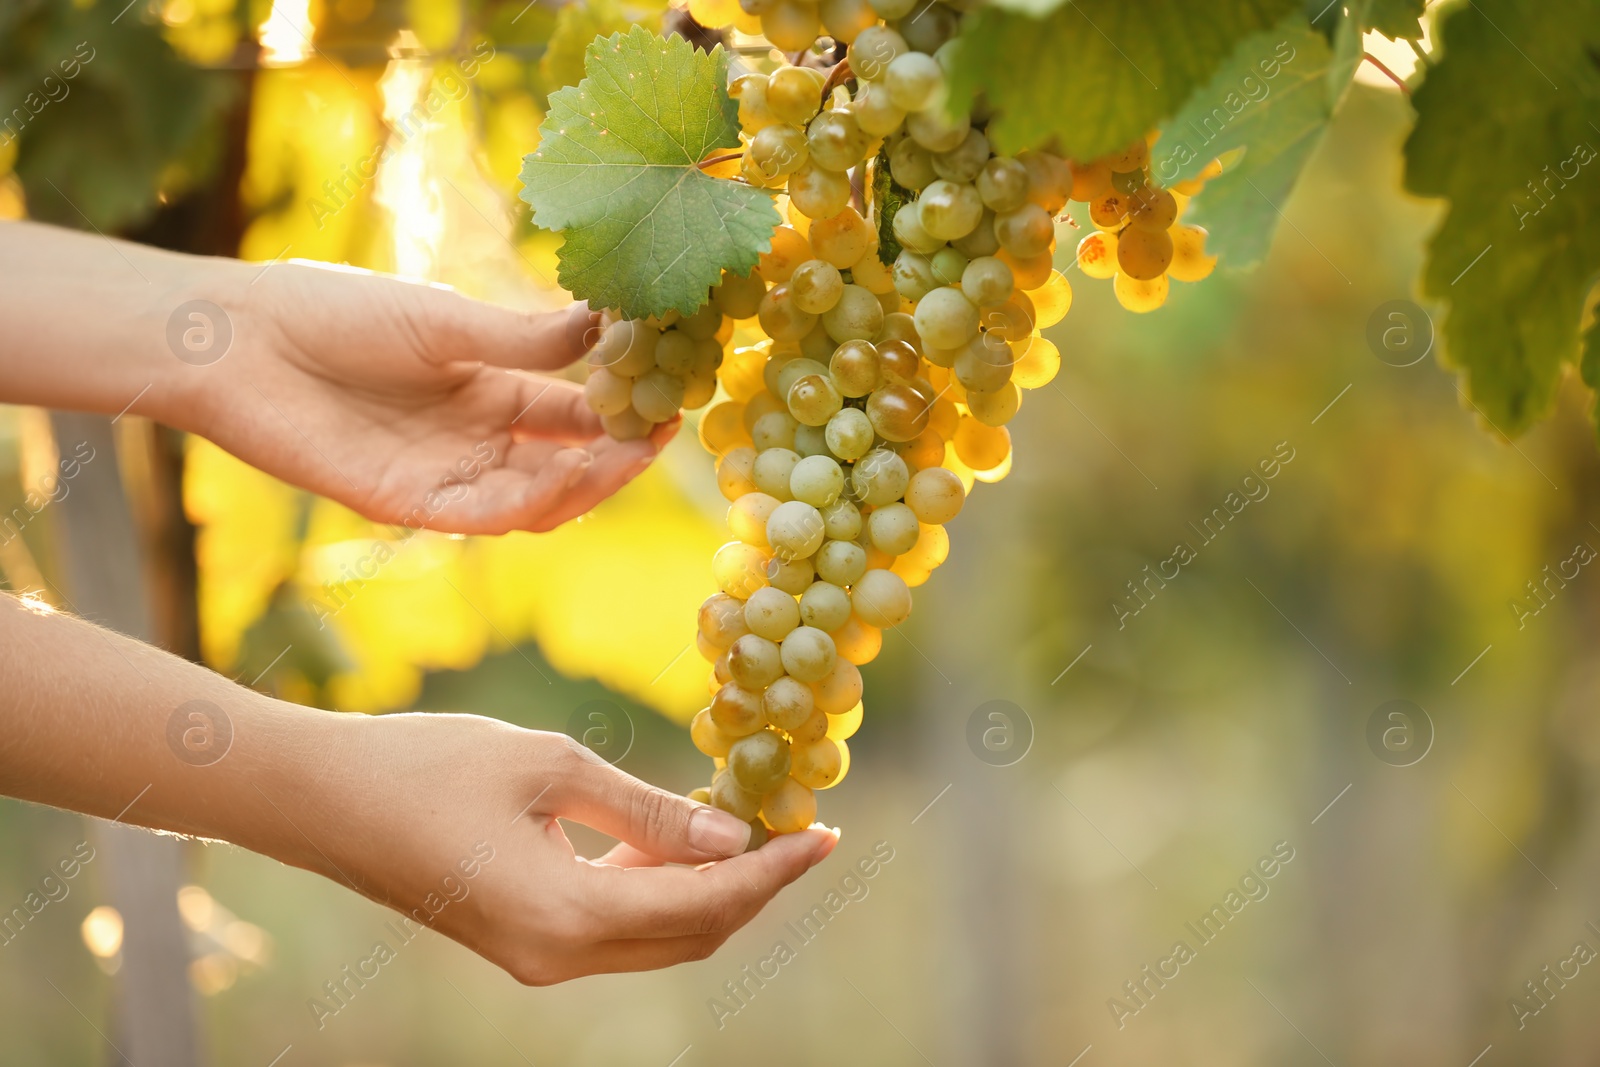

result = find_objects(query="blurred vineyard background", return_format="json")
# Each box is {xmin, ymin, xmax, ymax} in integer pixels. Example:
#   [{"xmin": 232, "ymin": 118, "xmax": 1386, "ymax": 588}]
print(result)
[{"xmin": 4, "ymin": 1, "xmax": 1600, "ymax": 1064}]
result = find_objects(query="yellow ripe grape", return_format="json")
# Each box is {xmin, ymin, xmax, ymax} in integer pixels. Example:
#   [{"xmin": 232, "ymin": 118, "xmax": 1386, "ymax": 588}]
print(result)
[
  {"xmin": 953, "ymin": 415, "xmax": 1012, "ymax": 471},
  {"xmin": 927, "ymin": 395, "xmax": 960, "ymax": 439},
  {"xmin": 851, "ymin": 252, "xmax": 896, "ymax": 294},
  {"xmin": 1113, "ymin": 271, "xmax": 1170, "ymax": 313},
  {"xmin": 689, "ymin": 0, "xmax": 741, "ymax": 28},
  {"xmin": 1168, "ymin": 224, "xmax": 1218, "ymax": 283},
  {"xmin": 1012, "ymin": 335, "xmax": 1061, "ymax": 389},
  {"xmin": 788, "ymin": 707, "xmax": 830, "ymax": 745},
  {"xmin": 713, "ymin": 541, "xmax": 770, "ymax": 598},
  {"xmin": 966, "ymin": 380, "xmax": 1021, "ymax": 427},
  {"xmin": 720, "ymin": 346, "xmax": 769, "ymax": 403},
  {"xmin": 891, "ymin": 559, "xmax": 932, "ymax": 588},
  {"xmin": 762, "ymin": 2, "xmax": 822, "ymax": 53},
  {"xmin": 728, "ymin": 491, "xmax": 780, "ymax": 547},
  {"xmin": 1069, "ymin": 159, "xmax": 1113, "ymax": 203},
  {"xmin": 1171, "ymin": 189, "xmax": 1191, "ymax": 218},
  {"xmin": 691, "ymin": 708, "xmax": 735, "ymax": 758},
  {"xmin": 942, "ymin": 441, "xmax": 977, "ymax": 493},
  {"xmin": 905, "ymin": 523, "xmax": 950, "ymax": 570},
  {"xmin": 716, "ymin": 446, "xmax": 758, "ymax": 500},
  {"xmin": 762, "ymin": 777, "xmax": 817, "ymax": 833},
  {"xmin": 784, "ymin": 196, "xmax": 812, "ymax": 237},
  {"xmin": 1116, "ymin": 226, "xmax": 1174, "ymax": 281},
  {"xmin": 1104, "ymin": 138, "xmax": 1149, "ymax": 173},
  {"xmin": 741, "ymin": 391, "xmax": 786, "ymax": 434},
  {"xmin": 1029, "ymin": 269, "xmax": 1072, "ymax": 327},
  {"xmin": 998, "ymin": 248, "xmax": 1053, "ymax": 291},
  {"xmin": 759, "ymin": 226, "xmax": 813, "ymax": 284},
  {"xmin": 826, "ymin": 701, "xmax": 863, "ymax": 740},
  {"xmin": 899, "ymin": 428, "xmax": 946, "ymax": 471},
  {"xmin": 700, "ymin": 401, "xmax": 750, "ymax": 455},
  {"xmin": 1089, "ymin": 191, "xmax": 1131, "ymax": 230},
  {"xmin": 1171, "ymin": 157, "xmax": 1223, "ymax": 196},
  {"xmin": 809, "ymin": 206, "xmax": 875, "ymax": 269},
  {"xmin": 1076, "ymin": 230, "xmax": 1119, "ymax": 280},
  {"xmin": 1126, "ymin": 186, "xmax": 1178, "ymax": 231},
  {"xmin": 790, "ymin": 737, "xmax": 844, "ymax": 789},
  {"xmin": 830, "ymin": 616, "xmax": 882, "ymax": 665},
  {"xmin": 861, "ymin": 542, "xmax": 897, "ymax": 571},
  {"xmin": 812, "ymin": 657, "xmax": 863, "ymax": 715}
]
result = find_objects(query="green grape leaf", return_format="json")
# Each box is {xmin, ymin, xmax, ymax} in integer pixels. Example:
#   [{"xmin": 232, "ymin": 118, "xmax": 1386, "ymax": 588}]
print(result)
[
  {"xmin": 1360, "ymin": 0, "xmax": 1427, "ymax": 40},
  {"xmin": 539, "ymin": 0, "xmax": 632, "ymax": 98},
  {"xmin": 1151, "ymin": 20, "xmax": 1337, "ymax": 267},
  {"xmin": 518, "ymin": 26, "xmax": 779, "ymax": 319},
  {"xmin": 0, "ymin": 1, "xmax": 235, "ymax": 234},
  {"xmin": 947, "ymin": 0, "xmax": 1301, "ymax": 160},
  {"xmin": 1403, "ymin": 0, "xmax": 1600, "ymax": 438}
]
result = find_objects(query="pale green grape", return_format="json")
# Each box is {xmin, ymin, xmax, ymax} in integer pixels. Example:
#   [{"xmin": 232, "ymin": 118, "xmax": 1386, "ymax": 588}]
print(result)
[
  {"xmin": 904, "ymin": 466, "xmax": 965, "ymax": 523},
  {"xmin": 961, "ymin": 255, "xmax": 1014, "ymax": 307},
  {"xmin": 906, "ymin": 104, "xmax": 969, "ymax": 153},
  {"xmin": 777, "ymin": 356, "xmax": 831, "ymax": 398},
  {"xmin": 678, "ymin": 301, "xmax": 722, "ymax": 340},
  {"xmin": 632, "ymin": 369, "xmax": 685, "ymax": 422},
  {"xmin": 763, "ymin": 676, "xmax": 816, "ymax": 732},
  {"xmin": 895, "ymin": 0, "xmax": 958, "ymax": 52},
  {"xmin": 653, "ymin": 330, "xmax": 698, "ymax": 374},
  {"xmin": 767, "ymin": 65, "xmax": 825, "ymax": 126},
  {"xmin": 851, "ymin": 568, "xmax": 913, "ymax": 627},
  {"xmin": 792, "ymin": 423, "xmax": 833, "ymax": 458},
  {"xmin": 952, "ymin": 209, "xmax": 1000, "ymax": 257},
  {"xmin": 869, "ymin": 0, "xmax": 918, "ymax": 17},
  {"xmin": 731, "ymin": 73, "xmax": 777, "ymax": 134},
  {"xmin": 828, "ymin": 339, "xmax": 881, "ymax": 398},
  {"xmin": 849, "ymin": 25, "xmax": 907, "ymax": 80},
  {"xmin": 930, "ymin": 247, "xmax": 968, "ymax": 287},
  {"xmin": 788, "ymin": 373, "xmax": 844, "ymax": 426},
  {"xmin": 953, "ymin": 339, "xmax": 1013, "ymax": 391},
  {"xmin": 769, "ymin": 554, "xmax": 815, "ymax": 595},
  {"xmin": 790, "ymin": 259, "xmax": 844, "ymax": 315},
  {"xmin": 867, "ymin": 501, "xmax": 921, "ymax": 555},
  {"xmin": 807, "ymin": 110, "xmax": 871, "ymax": 172},
  {"xmin": 893, "ymin": 251, "xmax": 937, "ymax": 301},
  {"xmin": 751, "ymin": 410, "xmax": 799, "ymax": 451},
  {"xmin": 728, "ymin": 491, "xmax": 780, "ymax": 547},
  {"xmin": 917, "ymin": 180, "xmax": 983, "ymax": 241},
  {"xmin": 751, "ymin": 123, "xmax": 808, "ymax": 180},
  {"xmin": 789, "ymin": 161, "xmax": 853, "ymax": 219},
  {"xmin": 889, "ymin": 137, "xmax": 937, "ymax": 191},
  {"xmin": 711, "ymin": 681, "xmax": 766, "ymax": 736},
  {"xmin": 583, "ymin": 366, "xmax": 632, "ymax": 416},
  {"xmin": 821, "ymin": 284, "xmax": 885, "ymax": 343},
  {"xmin": 885, "ymin": 51, "xmax": 944, "ymax": 111},
  {"xmin": 799, "ymin": 322, "xmax": 836, "ymax": 363},
  {"xmin": 815, "ymin": 538, "xmax": 867, "ymax": 585},
  {"xmin": 711, "ymin": 769, "xmax": 762, "ymax": 821},
  {"xmin": 780, "ymin": 625, "xmax": 838, "ymax": 682},
  {"xmin": 976, "ymin": 156, "xmax": 1030, "ymax": 213},
  {"xmin": 715, "ymin": 541, "xmax": 770, "ymax": 601},
  {"xmin": 729, "ymin": 729, "xmax": 791, "ymax": 794},
  {"xmin": 913, "ymin": 285, "xmax": 979, "ymax": 348},
  {"xmin": 799, "ymin": 580, "xmax": 854, "ymax": 632},
  {"xmin": 729, "ymin": 633, "xmax": 785, "ymax": 689},
  {"xmin": 592, "ymin": 319, "xmax": 657, "ymax": 376},
  {"xmin": 852, "ymin": 447, "xmax": 910, "ymax": 505},
  {"xmin": 752, "ymin": 447, "xmax": 801, "ymax": 499},
  {"xmin": 717, "ymin": 446, "xmax": 758, "ymax": 501},
  {"xmin": 892, "ymin": 202, "xmax": 945, "ymax": 255},
  {"xmin": 994, "ymin": 203, "xmax": 1054, "ymax": 258},
  {"xmin": 767, "ymin": 499, "xmax": 827, "ymax": 561},
  {"xmin": 603, "ymin": 405, "xmax": 654, "ymax": 440},
  {"xmin": 851, "ymin": 81, "xmax": 906, "ymax": 136},
  {"xmin": 820, "ymin": 497, "xmax": 863, "ymax": 540},
  {"xmin": 744, "ymin": 585, "xmax": 802, "ymax": 640},
  {"xmin": 933, "ymin": 129, "xmax": 991, "ymax": 184},
  {"xmin": 699, "ymin": 591, "xmax": 752, "ymax": 649},
  {"xmin": 790, "ymin": 454, "xmax": 846, "ymax": 506},
  {"xmin": 965, "ymin": 379, "xmax": 1022, "ymax": 426}
]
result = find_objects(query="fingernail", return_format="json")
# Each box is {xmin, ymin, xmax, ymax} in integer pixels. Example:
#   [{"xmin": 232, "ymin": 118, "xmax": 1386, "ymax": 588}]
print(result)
[{"xmin": 690, "ymin": 805, "xmax": 752, "ymax": 856}]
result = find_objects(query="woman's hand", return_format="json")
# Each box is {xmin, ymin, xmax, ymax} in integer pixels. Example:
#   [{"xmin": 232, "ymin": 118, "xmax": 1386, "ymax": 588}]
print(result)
[
  {"xmin": 171, "ymin": 258, "xmax": 672, "ymax": 534},
  {"xmin": 310, "ymin": 712, "xmax": 838, "ymax": 984}
]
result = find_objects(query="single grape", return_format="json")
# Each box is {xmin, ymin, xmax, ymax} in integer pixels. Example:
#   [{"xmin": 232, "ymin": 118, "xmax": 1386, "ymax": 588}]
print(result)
[
  {"xmin": 884, "ymin": 51, "xmax": 944, "ymax": 112},
  {"xmin": 1017, "ymin": 149, "xmax": 1071, "ymax": 213},
  {"xmin": 761, "ymin": 1, "xmax": 822, "ymax": 51},
  {"xmin": 961, "ymin": 255, "xmax": 1014, "ymax": 308},
  {"xmin": 1011, "ymin": 335, "xmax": 1061, "ymax": 389},
  {"xmin": 896, "ymin": 0, "xmax": 959, "ymax": 51},
  {"xmin": 757, "ymin": 285, "xmax": 818, "ymax": 343},
  {"xmin": 729, "ymin": 729, "xmax": 792, "ymax": 794},
  {"xmin": 591, "ymin": 319, "xmax": 657, "ymax": 376},
  {"xmin": 905, "ymin": 466, "xmax": 964, "ymax": 523},
  {"xmin": 894, "ymin": 250, "xmax": 937, "ymax": 301},
  {"xmin": 820, "ymin": 0, "xmax": 876, "ymax": 42},
  {"xmin": 831, "ymin": 616, "xmax": 882, "ymax": 665},
  {"xmin": 933, "ymin": 131, "xmax": 991, "ymax": 186},
  {"xmin": 780, "ymin": 625, "xmax": 837, "ymax": 682},
  {"xmin": 820, "ymin": 498, "xmax": 863, "ymax": 541},
  {"xmin": 815, "ymin": 538, "xmax": 868, "ymax": 585},
  {"xmin": 1068, "ymin": 158, "xmax": 1113, "ymax": 203},
  {"xmin": 1089, "ymin": 192, "xmax": 1130, "ymax": 230},
  {"xmin": 790, "ymin": 259, "xmax": 845, "ymax": 316},
  {"xmin": 1167, "ymin": 224, "xmax": 1217, "ymax": 282},
  {"xmin": 728, "ymin": 633, "xmax": 785, "ymax": 689},
  {"xmin": 807, "ymin": 109, "xmax": 871, "ymax": 172},
  {"xmin": 631, "ymin": 369, "xmax": 685, "ymax": 422},
  {"xmin": 867, "ymin": 501, "xmax": 921, "ymax": 555},
  {"xmin": 976, "ymin": 156, "xmax": 1030, "ymax": 213},
  {"xmin": 1030, "ymin": 270, "xmax": 1072, "ymax": 327},
  {"xmin": 1128, "ymin": 185, "xmax": 1178, "ymax": 231},
  {"xmin": 829, "ymin": 339, "xmax": 881, "ymax": 398},
  {"xmin": 877, "ymin": 338, "xmax": 921, "ymax": 384},
  {"xmin": 751, "ymin": 123, "xmax": 809, "ymax": 180},
  {"xmin": 768, "ymin": 64, "xmax": 826, "ymax": 126},
  {"xmin": 583, "ymin": 366, "xmax": 633, "ymax": 416},
  {"xmin": 793, "ymin": 422, "xmax": 833, "ymax": 459},
  {"xmin": 999, "ymin": 247, "xmax": 1054, "ymax": 290},
  {"xmin": 849, "ymin": 25, "xmax": 908, "ymax": 80},
  {"xmin": 766, "ymin": 499, "xmax": 827, "ymax": 562},
  {"xmin": 789, "ymin": 373, "xmax": 844, "ymax": 426},
  {"xmin": 890, "ymin": 137, "xmax": 937, "ymax": 191},
  {"xmin": 913, "ymin": 285, "xmax": 979, "ymax": 349},
  {"xmin": 1076, "ymin": 230, "xmax": 1118, "ymax": 279},
  {"xmin": 711, "ymin": 681, "xmax": 766, "ymax": 737},
  {"xmin": 953, "ymin": 414, "xmax": 1011, "ymax": 470},
  {"xmin": 897, "ymin": 427, "xmax": 945, "ymax": 470},
  {"xmin": 700, "ymin": 592, "xmax": 753, "ymax": 651},
  {"xmin": 752, "ymin": 447, "xmax": 801, "ymax": 500},
  {"xmin": 711, "ymin": 770, "xmax": 762, "ymax": 821},
  {"xmin": 763, "ymin": 675, "xmax": 816, "ymax": 732},
  {"xmin": 790, "ymin": 454, "xmax": 846, "ymax": 506},
  {"xmin": 762, "ymin": 777, "xmax": 816, "ymax": 834},
  {"xmin": 751, "ymin": 409, "xmax": 799, "ymax": 451},
  {"xmin": 716, "ymin": 446, "xmax": 759, "ymax": 501},
  {"xmin": 799, "ymin": 580, "xmax": 854, "ymax": 633},
  {"xmin": 821, "ymin": 284, "xmax": 885, "ymax": 343},
  {"xmin": 952, "ymin": 209, "xmax": 1001, "ymax": 257},
  {"xmin": 769, "ymin": 554, "xmax": 816, "ymax": 595},
  {"xmin": 851, "ymin": 568, "xmax": 913, "ymax": 627},
  {"xmin": 713, "ymin": 269, "xmax": 767, "ymax": 319},
  {"xmin": 851, "ymin": 252, "xmax": 897, "ymax": 295},
  {"xmin": 789, "ymin": 161, "xmax": 853, "ymax": 219},
  {"xmin": 744, "ymin": 585, "xmax": 802, "ymax": 641},
  {"xmin": 993, "ymin": 203, "xmax": 1054, "ymax": 258},
  {"xmin": 930, "ymin": 246, "xmax": 969, "ymax": 287},
  {"xmin": 865, "ymin": 384, "xmax": 931, "ymax": 443},
  {"xmin": 731, "ymin": 73, "xmax": 777, "ymax": 134},
  {"xmin": 1113, "ymin": 271, "xmax": 1169, "ymax": 313},
  {"xmin": 602, "ymin": 406, "xmax": 653, "ymax": 440},
  {"xmin": 728, "ymin": 491, "xmax": 780, "ymax": 547},
  {"xmin": 790, "ymin": 737, "xmax": 843, "ymax": 789},
  {"xmin": 892, "ymin": 201, "xmax": 945, "ymax": 255},
  {"xmin": 966, "ymin": 379, "xmax": 1022, "ymax": 426},
  {"xmin": 809, "ymin": 207, "xmax": 875, "ymax": 270},
  {"xmin": 1116, "ymin": 226, "xmax": 1174, "ymax": 281},
  {"xmin": 759, "ymin": 225, "xmax": 812, "ymax": 283},
  {"xmin": 852, "ymin": 447, "xmax": 911, "ymax": 504},
  {"xmin": 812, "ymin": 658, "xmax": 864, "ymax": 715},
  {"xmin": 906, "ymin": 104, "xmax": 969, "ymax": 153},
  {"xmin": 852, "ymin": 81, "xmax": 907, "ymax": 136}
]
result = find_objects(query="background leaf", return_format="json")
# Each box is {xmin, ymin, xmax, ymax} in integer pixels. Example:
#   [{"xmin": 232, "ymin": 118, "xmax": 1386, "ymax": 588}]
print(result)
[
  {"xmin": 1403, "ymin": 0, "xmax": 1600, "ymax": 437},
  {"xmin": 947, "ymin": 0, "xmax": 1300, "ymax": 159},
  {"xmin": 518, "ymin": 26, "xmax": 778, "ymax": 319}
]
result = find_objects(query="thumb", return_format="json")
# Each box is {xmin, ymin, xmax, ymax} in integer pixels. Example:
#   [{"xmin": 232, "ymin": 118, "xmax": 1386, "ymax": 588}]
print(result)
[
  {"xmin": 551, "ymin": 741, "xmax": 753, "ymax": 862},
  {"xmin": 420, "ymin": 291, "xmax": 601, "ymax": 372}
]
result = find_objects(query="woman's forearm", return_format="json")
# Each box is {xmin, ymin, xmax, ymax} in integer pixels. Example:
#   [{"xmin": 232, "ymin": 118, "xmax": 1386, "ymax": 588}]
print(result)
[
  {"xmin": 0, "ymin": 220, "xmax": 239, "ymax": 422},
  {"xmin": 0, "ymin": 593, "xmax": 343, "ymax": 878}
]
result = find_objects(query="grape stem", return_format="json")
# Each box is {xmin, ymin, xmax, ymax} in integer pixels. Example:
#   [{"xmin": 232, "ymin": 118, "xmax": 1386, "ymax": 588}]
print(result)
[
  {"xmin": 1361, "ymin": 52, "xmax": 1411, "ymax": 94},
  {"xmin": 698, "ymin": 151, "xmax": 746, "ymax": 169}
]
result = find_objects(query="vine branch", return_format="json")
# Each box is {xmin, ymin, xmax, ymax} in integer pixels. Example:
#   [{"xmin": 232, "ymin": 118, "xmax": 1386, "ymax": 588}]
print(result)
[{"xmin": 1362, "ymin": 52, "xmax": 1411, "ymax": 94}]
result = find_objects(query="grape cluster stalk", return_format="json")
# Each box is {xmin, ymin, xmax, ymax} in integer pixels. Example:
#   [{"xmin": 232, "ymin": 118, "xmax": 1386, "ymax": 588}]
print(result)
[{"xmin": 579, "ymin": 0, "xmax": 1220, "ymax": 846}]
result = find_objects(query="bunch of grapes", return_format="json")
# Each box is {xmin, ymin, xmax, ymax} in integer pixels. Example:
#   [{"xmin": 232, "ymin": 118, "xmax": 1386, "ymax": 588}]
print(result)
[
  {"xmin": 575, "ymin": 0, "xmax": 1205, "ymax": 846},
  {"xmin": 1069, "ymin": 140, "xmax": 1220, "ymax": 313}
]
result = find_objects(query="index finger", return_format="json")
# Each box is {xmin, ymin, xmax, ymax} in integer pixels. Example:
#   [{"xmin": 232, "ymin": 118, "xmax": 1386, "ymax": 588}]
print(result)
[{"xmin": 576, "ymin": 828, "xmax": 837, "ymax": 941}]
